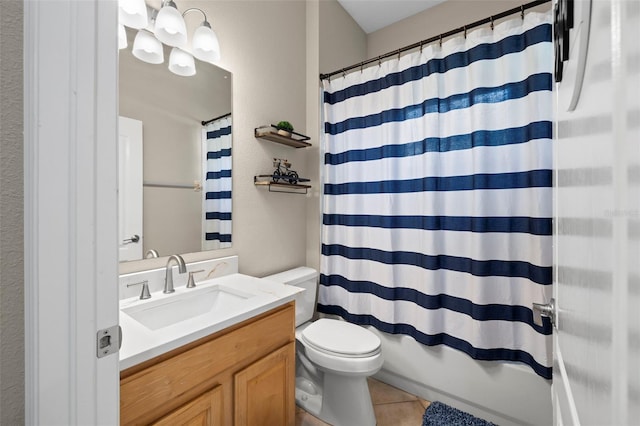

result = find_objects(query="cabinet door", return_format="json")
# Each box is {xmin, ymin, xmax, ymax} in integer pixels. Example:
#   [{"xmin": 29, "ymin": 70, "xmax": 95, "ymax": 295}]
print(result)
[
  {"xmin": 234, "ymin": 343, "xmax": 295, "ymax": 426},
  {"xmin": 152, "ymin": 386, "xmax": 223, "ymax": 426}
]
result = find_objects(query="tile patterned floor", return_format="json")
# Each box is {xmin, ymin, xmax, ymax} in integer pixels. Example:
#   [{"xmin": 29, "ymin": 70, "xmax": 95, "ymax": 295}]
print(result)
[{"xmin": 295, "ymin": 378, "xmax": 430, "ymax": 426}]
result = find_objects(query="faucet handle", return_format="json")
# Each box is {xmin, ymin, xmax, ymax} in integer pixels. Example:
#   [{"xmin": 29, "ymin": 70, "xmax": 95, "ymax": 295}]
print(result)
[
  {"xmin": 127, "ymin": 280, "xmax": 151, "ymax": 300},
  {"xmin": 187, "ymin": 270, "xmax": 205, "ymax": 289}
]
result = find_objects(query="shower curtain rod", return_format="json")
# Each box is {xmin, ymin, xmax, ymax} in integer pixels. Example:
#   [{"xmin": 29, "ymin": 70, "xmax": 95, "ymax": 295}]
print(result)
[
  {"xmin": 201, "ymin": 112, "xmax": 232, "ymax": 126},
  {"xmin": 319, "ymin": 0, "xmax": 551, "ymax": 81}
]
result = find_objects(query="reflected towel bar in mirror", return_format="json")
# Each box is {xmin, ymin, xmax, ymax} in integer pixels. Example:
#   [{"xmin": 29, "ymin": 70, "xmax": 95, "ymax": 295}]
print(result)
[{"xmin": 143, "ymin": 181, "xmax": 202, "ymax": 191}]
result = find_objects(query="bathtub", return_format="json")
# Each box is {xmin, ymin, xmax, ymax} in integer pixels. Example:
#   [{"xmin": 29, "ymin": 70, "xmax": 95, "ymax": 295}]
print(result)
[{"xmin": 369, "ymin": 328, "xmax": 552, "ymax": 426}]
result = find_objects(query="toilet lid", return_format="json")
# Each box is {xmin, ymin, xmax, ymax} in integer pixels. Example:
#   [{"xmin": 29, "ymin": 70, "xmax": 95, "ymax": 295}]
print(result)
[{"xmin": 300, "ymin": 318, "xmax": 381, "ymax": 357}]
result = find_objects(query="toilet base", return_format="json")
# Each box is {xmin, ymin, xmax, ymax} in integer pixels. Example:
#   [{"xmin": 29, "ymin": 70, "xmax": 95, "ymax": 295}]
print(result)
[
  {"xmin": 295, "ymin": 377, "xmax": 322, "ymax": 417},
  {"xmin": 296, "ymin": 370, "xmax": 376, "ymax": 426},
  {"xmin": 320, "ymin": 372, "xmax": 376, "ymax": 426}
]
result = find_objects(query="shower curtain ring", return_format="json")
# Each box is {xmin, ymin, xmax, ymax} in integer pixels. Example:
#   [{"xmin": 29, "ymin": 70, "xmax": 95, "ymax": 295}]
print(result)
[
  {"xmin": 521, "ymin": 5, "xmax": 525, "ymax": 19},
  {"xmin": 397, "ymin": 49, "xmax": 401, "ymax": 60},
  {"xmin": 420, "ymin": 41, "xmax": 424, "ymax": 53},
  {"xmin": 439, "ymin": 34, "xmax": 443, "ymax": 47},
  {"xmin": 490, "ymin": 16, "xmax": 494, "ymax": 30},
  {"xmin": 464, "ymin": 25, "xmax": 467, "ymax": 38}
]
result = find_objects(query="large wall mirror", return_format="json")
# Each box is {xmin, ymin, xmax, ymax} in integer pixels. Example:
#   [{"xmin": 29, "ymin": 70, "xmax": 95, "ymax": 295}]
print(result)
[{"xmin": 119, "ymin": 28, "xmax": 232, "ymax": 263}]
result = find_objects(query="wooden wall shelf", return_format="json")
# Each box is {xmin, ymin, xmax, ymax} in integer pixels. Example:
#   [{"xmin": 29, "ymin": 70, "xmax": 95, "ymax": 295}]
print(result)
[
  {"xmin": 254, "ymin": 179, "xmax": 311, "ymax": 194},
  {"xmin": 255, "ymin": 126, "xmax": 311, "ymax": 148}
]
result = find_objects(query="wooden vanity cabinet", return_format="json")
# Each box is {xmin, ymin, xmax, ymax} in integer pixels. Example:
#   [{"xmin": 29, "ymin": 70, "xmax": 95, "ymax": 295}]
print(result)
[
  {"xmin": 152, "ymin": 386, "xmax": 224, "ymax": 426},
  {"xmin": 120, "ymin": 302, "xmax": 296, "ymax": 426},
  {"xmin": 235, "ymin": 344, "xmax": 295, "ymax": 425}
]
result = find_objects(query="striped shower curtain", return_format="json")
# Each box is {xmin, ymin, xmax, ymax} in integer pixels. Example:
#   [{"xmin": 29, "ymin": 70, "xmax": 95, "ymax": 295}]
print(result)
[
  {"xmin": 203, "ymin": 116, "xmax": 232, "ymax": 249},
  {"xmin": 319, "ymin": 12, "xmax": 553, "ymax": 378}
]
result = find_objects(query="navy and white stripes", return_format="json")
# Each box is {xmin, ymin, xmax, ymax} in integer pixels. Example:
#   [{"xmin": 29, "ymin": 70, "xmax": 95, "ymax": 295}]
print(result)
[
  {"xmin": 319, "ymin": 12, "xmax": 553, "ymax": 379},
  {"xmin": 203, "ymin": 116, "xmax": 232, "ymax": 249}
]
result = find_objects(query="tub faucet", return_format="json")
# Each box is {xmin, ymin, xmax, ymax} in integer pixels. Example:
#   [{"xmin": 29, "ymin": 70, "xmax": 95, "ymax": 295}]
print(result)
[{"xmin": 164, "ymin": 254, "xmax": 186, "ymax": 294}]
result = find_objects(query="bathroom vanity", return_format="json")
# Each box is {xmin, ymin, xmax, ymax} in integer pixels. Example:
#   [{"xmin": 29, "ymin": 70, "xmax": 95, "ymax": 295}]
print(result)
[
  {"xmin": 120, "ymin": 302, "xmax": 295, "ymax": 425},
  {"xmin": 118, "ymin": 258, "xmax": 302, "ymax": 425}
]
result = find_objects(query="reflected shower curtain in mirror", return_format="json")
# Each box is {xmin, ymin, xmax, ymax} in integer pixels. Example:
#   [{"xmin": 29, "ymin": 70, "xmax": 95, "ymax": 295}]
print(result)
[
  {"xmin": 319, "ymin": 12, "xmax": 553, "ymax": 378},
  {"xmin": 203, "ymin": 116, "xmax": 232, "ymax": 249}
]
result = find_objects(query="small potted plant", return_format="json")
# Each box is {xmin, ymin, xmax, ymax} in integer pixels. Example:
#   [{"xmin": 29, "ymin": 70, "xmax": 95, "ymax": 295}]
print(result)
[{"xmin": 275, "ymin": 121, "xmax": 294, "ymax": 137}]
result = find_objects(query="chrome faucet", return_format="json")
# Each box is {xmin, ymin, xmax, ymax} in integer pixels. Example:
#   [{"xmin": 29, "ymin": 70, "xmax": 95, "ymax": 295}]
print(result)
[
  {"xmin": 145, "ymin": 249, "xmax": 159, "ymax": 259},
  {"xmin": 164, "ymin": 254, "xmax": 186, "ymax": 294}
]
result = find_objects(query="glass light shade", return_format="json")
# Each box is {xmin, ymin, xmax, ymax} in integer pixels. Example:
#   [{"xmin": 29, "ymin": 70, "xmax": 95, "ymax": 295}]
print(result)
[
  {"xmin": 118, "ymin": 24, "xmax": 128, "ymax": 50},
  {"xmin": 168, "ymin": 48, "xmax": 196, "ymax": 76},
  {"xmin": 192, "ymin": 22, "xmax": 221, "ymax": 63},
  {"xmin": 118, "ymin": 0, "xmax": 148, "ymax": 29},
  {"xmin": 154, "ymin": 1, "xmax": 187, "ymax": 47},
  {"xmin": 132, "ymin": 30, "xmax": 164, "ymax": 64}
]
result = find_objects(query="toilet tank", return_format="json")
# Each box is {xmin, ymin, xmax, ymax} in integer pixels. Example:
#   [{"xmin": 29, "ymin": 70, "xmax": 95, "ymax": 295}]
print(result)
[{"xmin": 263, "ymin": 267, "xmax": 318, "ymax": 327}]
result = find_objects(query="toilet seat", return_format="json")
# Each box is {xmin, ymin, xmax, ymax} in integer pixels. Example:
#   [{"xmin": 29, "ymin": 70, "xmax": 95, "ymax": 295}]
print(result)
[
  {"xmin": 300, "ymin": 318, "xmax": 381, "ymax": 358},
  {"xmin": 297, "ymin": 319, "xmax": 383, "ymax": 375}
]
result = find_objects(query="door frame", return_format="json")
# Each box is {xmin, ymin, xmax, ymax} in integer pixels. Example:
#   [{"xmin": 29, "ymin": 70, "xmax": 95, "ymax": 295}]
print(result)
[{"xmin": 24, "ymin": 0, "xmax": 120, "ymax": 424}]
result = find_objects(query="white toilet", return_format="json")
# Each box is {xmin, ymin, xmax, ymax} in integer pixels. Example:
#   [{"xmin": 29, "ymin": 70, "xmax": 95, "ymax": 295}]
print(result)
[{"xmin": 264, "ymin": 267, "xmax": 383, "ymax": 426}]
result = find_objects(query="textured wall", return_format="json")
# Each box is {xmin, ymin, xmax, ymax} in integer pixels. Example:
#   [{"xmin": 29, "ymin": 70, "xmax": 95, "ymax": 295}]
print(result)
[
  {"xmin": 319, "ymin": 0, "xmax": 367, "ymax": 75},
  {"xmin": 0, "ymin": 0, "xmax": 25, "ymax": 423},
  {"xmin": 305, "ymin": 1, "xmax": 321, "ymax": 272},
  {"xmin": 303, "ymin": 0, "xmax": 368, "ymax": 272},
  {"xmin": 367, "ymin": 0, "xmax": 547, "ymax": 58},
  {"xmin": 210, "ymin": 0, "xmax": 308, "ymax": 278}
]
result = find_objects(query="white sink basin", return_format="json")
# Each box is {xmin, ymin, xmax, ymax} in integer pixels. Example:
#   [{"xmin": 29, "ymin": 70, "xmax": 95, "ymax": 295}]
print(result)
[{"xmin": 122, "ymin": 285, "xmax": 253, "ymax": 331}]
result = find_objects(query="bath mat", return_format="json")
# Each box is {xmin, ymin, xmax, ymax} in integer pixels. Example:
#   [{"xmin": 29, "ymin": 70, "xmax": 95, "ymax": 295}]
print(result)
[{"xmin": 422, "ymin": 401, "xmax": 498, "ymax": 426}]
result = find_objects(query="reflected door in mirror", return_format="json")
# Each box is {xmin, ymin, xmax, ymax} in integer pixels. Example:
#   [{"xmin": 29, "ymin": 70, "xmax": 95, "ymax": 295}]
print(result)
[{"xmin": 119, "ymin": 116, "xmax": 143, "ymax": 261}]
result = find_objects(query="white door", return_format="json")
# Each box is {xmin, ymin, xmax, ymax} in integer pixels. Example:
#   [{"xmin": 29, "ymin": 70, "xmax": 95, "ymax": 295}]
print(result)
[
  {"xmin": 552, "ymin": 0, "xmax": 639, "ymax": 425},
  {"xmin": 24, "ymin": 0, "xmax": 120, "ymax": 424},
  {"xmin": 119, "ymin": 116, "xmax": 144, "ymax": 261}
]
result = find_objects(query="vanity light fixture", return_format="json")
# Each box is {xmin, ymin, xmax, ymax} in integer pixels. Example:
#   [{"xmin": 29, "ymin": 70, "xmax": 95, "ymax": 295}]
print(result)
[
  {"xmin": 154, "ymin": 0, "xmax": 188, "ymax": 48},
  {"xmin": 118, "ymin": 0, "xmax": 148, "ymax": 29},
  {"xmin": 118, "ymin": 24, "xmax": 128, "ymax": 50},
  {"xmin": 132, "ymin": 29, "xmax": 164, "ymax": 64},
  {"xmin": 185, "ymin": 8, "xmax": 221, "ymax": 63},
  {"xmin": 168, "ymin": 47, "xmax": 196, "ymax": 76},
  {"xmin": 118, "ymin": 0, "xmax": 221, "ymax": 77}
]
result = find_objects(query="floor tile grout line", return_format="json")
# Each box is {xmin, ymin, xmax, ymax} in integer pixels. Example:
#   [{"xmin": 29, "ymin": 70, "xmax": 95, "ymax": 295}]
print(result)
[{"xmin": 373, "ymin": 400, "xmax": 427, "ymax": 407}]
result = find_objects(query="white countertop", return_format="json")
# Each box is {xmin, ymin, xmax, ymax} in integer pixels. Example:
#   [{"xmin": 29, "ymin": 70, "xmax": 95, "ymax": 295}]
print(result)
[{"xmin": 119, "ymin": 273, "xmax": 303, "ymax": 370}]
